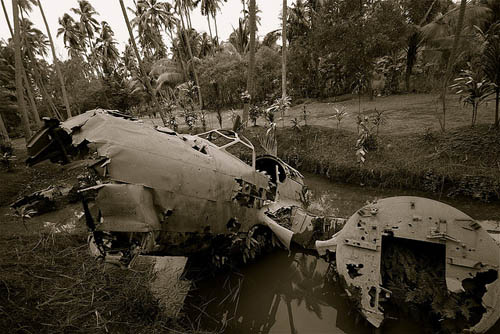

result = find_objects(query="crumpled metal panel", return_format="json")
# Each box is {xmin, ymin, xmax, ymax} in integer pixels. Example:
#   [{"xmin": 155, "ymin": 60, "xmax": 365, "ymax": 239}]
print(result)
[
  {"xmin": 94, "ymin": 184, "xmax": 159, "ymax": 233},
  {"xmin": 315, "ymin": 196, "xmax": 500, "ymax": 332}
]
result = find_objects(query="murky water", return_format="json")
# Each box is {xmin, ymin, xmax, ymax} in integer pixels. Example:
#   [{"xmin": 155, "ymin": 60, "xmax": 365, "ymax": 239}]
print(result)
[{"xmin": 181, "ymin": 174, "xmax": 500, "ymax": 334}]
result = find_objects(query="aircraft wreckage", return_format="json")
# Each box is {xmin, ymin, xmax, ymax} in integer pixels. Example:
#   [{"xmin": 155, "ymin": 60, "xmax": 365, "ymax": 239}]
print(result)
[{"xmin": 22, "ymin": 109, "xmax": 500, "ymax": 333}]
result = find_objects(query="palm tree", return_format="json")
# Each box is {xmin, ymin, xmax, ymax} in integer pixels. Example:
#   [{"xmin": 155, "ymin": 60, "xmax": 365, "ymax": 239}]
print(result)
[
  {"xmin": 130, "ymin": 0, "xmax": 169, "ymax": 59},
  {"xmin": 200, "ymin": 0, "xmax": 215, "ymax": 45},
  {"xmin": 119, "ymin": 0, "xmax": 167, "ymax": 126},
  {"xmin": 479, "ymin": 23, "xmax": 500, "ymax": 127},
  {"xmin": 95, "ymin": 21, "xmax": 119, "ymax": 75},
  {"xmin": 0, "ymin": 113, "xmax": 9, "ymax": 143},
  {"xmin": 37, "ymin": 0, "xmax": 72, "ymax": 118},
  {"xmin": 71, "ymin": 0, "xmax": 100, "ymax": 75},
  {"xmin": 282, "ymin": 0, "xmax": 287, "ymax": 100},
  {"xmin": 57, "ymin": 14, "xmax": 83, "ymax": 59},
  {"xmin": 402, "ymin": 0, "xmax": 441, "ymax": 92},
  {"xmin": 175, "ymin": 0, "xmax": 203, "ymax": 107},
  {"xmin": 158, "ymin": 2, "xmax": 188, "ymax": 80},
  {"xmin": 262, "ymin": 29, "xmax": 280, "ymax": 50},
  {"xmin": 441, "ymin": 0, "xmax": 467, "ymax": 132},
  {"xmin": 2, "ymin": 1, "xmax": 43, "ymax": 127},
  {"xmin": 243, "ymin": 0, "xmax": 256, "ymax": 124},
  {"xmin": 229, "ymin": 17, "xmax": 249, "ymax": 54},
  {"xmin": 12, "ymin": 0, "xmax": 31, "ymax": 139},
  {"xmin": 199, "ymin": 32, "xmax": 213, "ymax": 58}
]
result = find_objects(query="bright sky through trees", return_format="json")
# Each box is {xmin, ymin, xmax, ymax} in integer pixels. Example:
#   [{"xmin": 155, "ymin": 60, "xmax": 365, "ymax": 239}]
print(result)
[{"xmin": 0, "ymin": 0, "xmax": 294, "ymax": 62}]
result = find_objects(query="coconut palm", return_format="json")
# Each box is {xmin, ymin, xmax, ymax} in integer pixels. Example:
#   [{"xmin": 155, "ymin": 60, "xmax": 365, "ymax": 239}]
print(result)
[
  {"xmin": 200, "ymin": 0, "xmax": 225, "ymax": 47},
  {"xmin": 199, "ymin": 32, "xmax": 213, "ymax": 58},
  {"xmin": 19, "ymin": 18, "xmax": 48, "ymax": 59},
  {"xmin": 0, "ymin": 41, "xmax": 16, "ymax": 142},
  {"xmin": 71, "ymin": 0, "xmax": 100, "ymax": 74},
  {"xmin": 71, "ymin": 0, "xmax": 99, "ymax": 46},
  {"xmin": 243, "ymin": 0, "xmax": 256, "ymax": 124},
  {"xmin": 282, "ymin": 0, "xmax": 287, "ymax": 100},
  {"xmin": 130, "ymin": 0, "xmax": 169, "ymax": 59},
  {"xmin": 12, "ymin": 0, "xmax": 31, "ymax": 138},
  {"xmin": 95, "ymin": 21, "xmax": 119, "ymax": 75},
  {"xmin": 229, "ymin": 18, "xmax": 249, "ymax": 54},
  {"xmin": 262, "ymin": 29, "xmax": 280, "ymax": 50},
  {"xmin": 174, "ymin": 0, "xmax": 203, "ymax": 107},
  {"xmin": 478, "ymin": 23, "xmax": 500, "ymax": 127},
  {"xmin": 151, "ymin": 57, "xmax": 184, "ymax": 95},
  {"xmin": 37, "ymin": 0, "xmax": 72, "ymax": 118},
  {"xmin": 119, "ymin": 0, "xmax": 167, "ymax": 126},
  {"xmin": 57, "ymin": 14, "xmax": 82, "ymax": 59},
  {"xmin": 200, "ymin": 0, "xmax": 216, "ymax": 45},
  {"xmin": 421, "ymin": 0, "xmax": 469, "ymax": 131},
  {"xmin": 211, "ymin": 0, "xmax": 225, "ymax": 45},
  {"xmin": 1, "ymin": 1, "xmax": 42, "ymax": 125}
]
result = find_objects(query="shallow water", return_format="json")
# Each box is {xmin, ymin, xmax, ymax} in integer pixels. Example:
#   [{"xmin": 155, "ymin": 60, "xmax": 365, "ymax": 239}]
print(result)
[{"xmin": 182, "ymin": 174, "xmax": 500, "ymax": 334}]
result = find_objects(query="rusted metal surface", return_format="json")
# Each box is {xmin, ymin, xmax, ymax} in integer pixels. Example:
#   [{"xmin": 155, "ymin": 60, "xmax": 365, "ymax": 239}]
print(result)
[
  {"xmin": 24, "ymin": 109, "xmax": 500, "ymax": 333},
  {"xmin": 25, "ymin": 109, "xmax": 310, "ymax": 265},
  {"xmin": 316, "ymin": 196, "xmax": 500, "ymax": 333}
]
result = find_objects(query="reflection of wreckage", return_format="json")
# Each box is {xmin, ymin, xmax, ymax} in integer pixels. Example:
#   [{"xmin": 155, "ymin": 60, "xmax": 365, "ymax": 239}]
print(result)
[{"xmin": 23, "ymin": 109, "xmax": 500, "ymax": 333}]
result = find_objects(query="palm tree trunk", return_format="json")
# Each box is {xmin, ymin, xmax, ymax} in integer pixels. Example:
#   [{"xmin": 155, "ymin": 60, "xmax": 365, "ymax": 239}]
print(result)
[
  {"xmin": 169, "ymin": 29, "xmax": 189, "ymax": 81},
  {"xmin": 206, "ymin": 14, "xmax": 214, "ymax": 45},
  {"xmin": 27, "ymin": 51, "xmax": 63, "ymax": 120},
  {"xmin": 0, "ymin": 112, "xmax": 10, "ymax": 143},
  {"xmin": 1, "ymin": 0, "xmax": 12, "ymax": 34},
  {"xmin": 179, "ymin": 8, "xmax": 203, "ymax": 108},
  {"xmin": 244, "ymin": 0, "xmax": 256, "ymax": 124},
  {"xmin": 2, "ymin": 0, "xmax": 41, "ymax": 126},
  {"xmin": 24, "ymin": 75, "xmax": 41, "ymax": 126},
  {"xmin": 495, "ymin": 87, "xmax": 499, "ymax": 128},
  {"xmin": 282, "ymin": 0, "xmax": 287, "ymax": 99},
  {"xmin": 441, "ymin": 0, "xmax": 467, "ymax": 132},
  {"xmin": 13, "ymin": 0, "xmax": 31, "ymax": 139},
  {"xmin": 38, "ymin": 0, "xmax": 72, "ymax": 118},
  {"xmin": 119, "ymin": 0, "xmax": 167, "ymax": 126},
  {"xmin": 185, "ymin": 6, "xmax": 193, "ymax": 30},
  {"xmin": 213, "ymin": 13, "xmax": 219, "ymax": 45}
]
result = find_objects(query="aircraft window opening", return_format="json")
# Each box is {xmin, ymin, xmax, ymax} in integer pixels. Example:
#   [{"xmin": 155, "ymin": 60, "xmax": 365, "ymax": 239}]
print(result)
[
  {"xmin": 197, "ymin": 130, "xmax": 256, "ymax": 167},
  {"xmin": 256, "ymin": 158, "xmax": 286, "ymax": 183}
]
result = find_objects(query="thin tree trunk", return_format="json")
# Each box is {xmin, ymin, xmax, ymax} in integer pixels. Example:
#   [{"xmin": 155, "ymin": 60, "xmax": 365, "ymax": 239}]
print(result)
[
  {"xmin": 169, "ymin": 29, "xmax": 189, "ymax": 81},
  {"xmin": 13, "ymin": 0, "xmax": 31, "ymax": 139},
  {"xmin": 31, "ymin": 59, "xmax": 62, "ymax": 120},
  {"xmin": 0, "ymin": 112, "xmax": 10, "ymax": 143},
  {"xmin": 186, "ymin": 7, "xmax": 193, "ymax": 30},
  {"xmin": 244, "ymin": 0, "xmax": 256, "ymax": 124},
  {"xmin": 213, "ymin": 13, "xmax": 219, "ymax": 45},
  {"xmin": 179, "ymin": 8, "xmax": 203, "ymax": 108},
  {"xmin": 441, "ymin": 0, "xmax": 467, "ymax": 132},
  {"xmin": 207, "ymin": 13, "xmax": 215, "ymax": 55},
  {"xmin": 24, "ymin": 75, "xmax": 41, "ymax": 126},
  {"xmin": 1, "ymin": 0, "xmax": 12, "ymax": 34},
  {"xmin": 119, "ymin": 0, "xmax": 167, "ymax": 126},
  {"xmin": 2, "ymin": 0, "xmax": 41, "ymax": 126},
  {"xmin": 282, "ymin": 0, "xmax": 287, "ymax": 100},
  {"xmin": 495, "ymin": 88, "xmax": 499, "ymax": 128},
  {"xmin": 38, "ymin": 0, "xmax": 72, "ymax": 118}
]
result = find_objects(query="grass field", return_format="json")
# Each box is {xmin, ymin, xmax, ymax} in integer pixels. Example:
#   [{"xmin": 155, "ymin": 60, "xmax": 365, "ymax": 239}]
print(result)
[{"xmin": 149, "ymin": 93, "xmax": 499, "ymax": 134}]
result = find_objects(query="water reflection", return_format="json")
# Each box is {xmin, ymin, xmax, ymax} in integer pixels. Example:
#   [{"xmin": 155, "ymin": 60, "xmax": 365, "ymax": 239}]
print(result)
[
  {"xmin": 183, "ymin": 251, "xmax": 375, "ymax": 334},
  {"xmin": 181, "ymin": 174, "xmax": 500, "ymax": 334}
]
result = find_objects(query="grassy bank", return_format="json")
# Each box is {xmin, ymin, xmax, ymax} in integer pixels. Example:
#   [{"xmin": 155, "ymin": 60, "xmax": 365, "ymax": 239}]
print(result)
[
  {"xmin": 0, "ymin": 231, "xmax": 211, "ymax": 334},
  {"xmin": 242, "ymin": 124, "xmax": 500, "ymax": 202}
]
